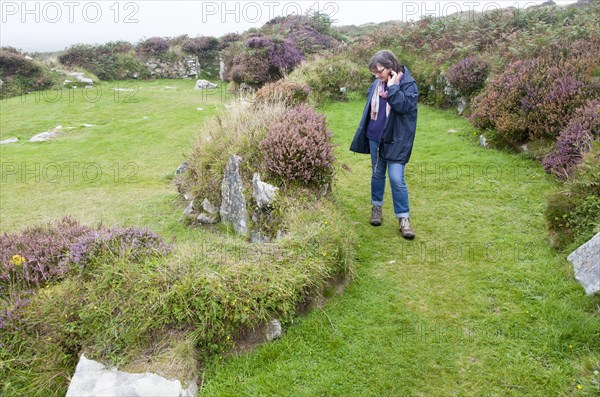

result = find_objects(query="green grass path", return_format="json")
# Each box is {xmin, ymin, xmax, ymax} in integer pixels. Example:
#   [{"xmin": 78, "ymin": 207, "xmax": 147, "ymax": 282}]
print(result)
[{"xmin": 199, "ymin": 102, "xmax": 599, "ymax": 396}]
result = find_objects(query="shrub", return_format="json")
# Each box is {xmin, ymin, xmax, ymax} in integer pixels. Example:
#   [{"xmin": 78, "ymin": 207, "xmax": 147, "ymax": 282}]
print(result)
[
  {"xmin": 229, "ymin": 50, "xmax": 272, "ymax": 86},
  {"xmin": 182, "ymin": 36, "xmax": 219, "ymax": 58},
  {"xmin": 0, "ymin": 50, "xmax": 42, "ymax": 77},
  {"xmin": 287, "ymin": 55, "xmax": 371, "ymax": 105},
  {"xmin": 445, "ymin": 56, "xmax": 489, "ymax": 97},
  {"xmin": 0, "ymin": 217, "xmax": 172, "ymax": 292},
  {"xmin": 470, "ymin": 54, "xmax": 598, "ymax": 145},
  {"xmin": 184, "ymin": 101, "xmax": 288, "ymax": 205},
  {"xmin": 246, "ymin": 36, "xmax": 272, "ymax": 49},
  {"xmin": 58, "ymin": 41, "xmax": 144, "ymax": 80},
  {"xmin": 0, "ymin": 217, "xmax": 91, "ymax": 290},
  {"xmin": 0, "ymin": 49, "xmax": 58, "ymax": 98},
  {"xmin": 543, "ymin": 99, "xmax": 600, "ymax": 180},
  {"xmin": 260, "ymin": 105, "xmax": 335, "ymax": 185},
  {"xmin": 137, "ymin": 37, "xmax": 170, "ymax": 57},
  {"xmin": 268, "ymin": 38, "xmax": 303, "ymax": 74},
  {"xmin": 255, "ymin": 80, "xmax": 311, "ymax": 106},
  {"xmin": 63, "ymin": 227, "xmax": 173, "ymax": 272},
  {"xmin": 545, "ymin": 143, "xmax": 600, "ymax": 250}
]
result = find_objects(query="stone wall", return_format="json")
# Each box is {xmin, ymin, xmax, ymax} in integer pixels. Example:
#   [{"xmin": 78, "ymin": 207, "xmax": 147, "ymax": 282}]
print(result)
[{"xmin": 144, "ymin": 56, "xmax": 199, "ymax": 79}]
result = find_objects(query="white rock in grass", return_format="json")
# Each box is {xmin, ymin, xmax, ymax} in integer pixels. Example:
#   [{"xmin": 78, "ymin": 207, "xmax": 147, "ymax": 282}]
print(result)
[
  {"xmin": 0, "ymin": 137, "xmax": 18, "ymax": 144},
  {"xmin": 479, "ymin": 134, "xmax": 488, "ymax": 148},
  {"xmin": 252, "ymin": 173, "xmax": 278, "ymax": 209},
  {"xmin": 29, "ymin": 131, "xmax": 58, "ymax": 142},
  {"xmin": 202, "ymin": 198, "xmax": 219, "ymax": 215},
  {"xmin": 66, "ymin": 354, "xmax": 197, "ymax": 397},
  {"xmin": 194, "ymin": 79, "xmax": 217, "ymax": 90},
  {"xmin": 183, "ymin": 201, "xmax": 194, "ymax": 217},
  {"xmin": 567, "ymin": 232, "xmax": 600, "ymax": 296},
  {"xmin": 265, "ymin": 319, "xmax": 282, "ymax": 341}
]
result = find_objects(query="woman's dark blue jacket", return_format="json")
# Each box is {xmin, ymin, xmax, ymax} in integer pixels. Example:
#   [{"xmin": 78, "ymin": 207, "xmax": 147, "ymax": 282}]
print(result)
[{"xmin": 349, "ymin": 67, "xmax": 418, "ymax": 164}]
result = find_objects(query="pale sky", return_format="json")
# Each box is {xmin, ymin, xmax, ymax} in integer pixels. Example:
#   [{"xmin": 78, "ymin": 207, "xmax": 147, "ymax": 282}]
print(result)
[{"xmin": 0, "ymin": 0, "xmax": 578, "ymax": 52}]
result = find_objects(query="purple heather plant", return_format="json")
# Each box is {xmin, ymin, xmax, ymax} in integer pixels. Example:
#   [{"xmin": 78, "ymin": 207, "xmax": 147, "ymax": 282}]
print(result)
[
  {"xmin": 543, "ymin": 99, "xmax": 600, "ymax": 180},
  {"xmin": 246, "ymin": 36, "xmax": 272, "ymax": 49},
  {"xmin": 137, "ymin": 37, "xmax": 170, "ymax": 56},
  {"xmin": 0, "ymin": 217, "xmax": 172, "ymax": 292},
  {"xmin": 268, "ymin": 39, "xmax": 303, "ymax": 72},
  {"xmin": 260, "ymin": 105, "xmax": 335, "ymax": 185},
  {"xmin": 62, "ymin": 226, "xmax": 173, "ymax": 271},
  {"xmin": 446, "ymin": 56, "xmax": 489, "ymax": 97},
  {"xmin": 0, "ymin": 290, "xmax": 34, "ymax": 334},
  {"xmin": 0, "ymin": 217, "xmax": 91, "ymax": 289}
]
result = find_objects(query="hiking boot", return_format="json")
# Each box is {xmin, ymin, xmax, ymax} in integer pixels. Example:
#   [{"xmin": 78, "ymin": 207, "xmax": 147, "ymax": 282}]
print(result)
[
  {"xmin": 369, "ymin": 206, "xmax": 383, "ymax": 226},
  {"xmin": 399, "ymin": 217, "xmax": 415, "ymax": 240}
]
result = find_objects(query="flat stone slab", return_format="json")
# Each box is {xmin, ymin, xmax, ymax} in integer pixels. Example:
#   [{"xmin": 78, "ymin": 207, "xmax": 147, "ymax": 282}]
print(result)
[
  {"xmin": 0, "ymin": 137, "xmax": 18, "ymax": 144},
  {"xmin": 29, "ymin": 131, "xmax": 58, "ymax": 142},
  {"xmin": 567, "ymin": 232, "xmax": 600, "ymax": 296},
  {"xmin": 66, "ymin": 354, "xmax": 197, "ymax": 397}
]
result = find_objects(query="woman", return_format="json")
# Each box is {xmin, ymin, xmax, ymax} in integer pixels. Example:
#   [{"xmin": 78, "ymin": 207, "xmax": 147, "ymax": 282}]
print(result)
[{"xmin": 350, "ymin": 50, "xmax": 419, "ymax": 239}]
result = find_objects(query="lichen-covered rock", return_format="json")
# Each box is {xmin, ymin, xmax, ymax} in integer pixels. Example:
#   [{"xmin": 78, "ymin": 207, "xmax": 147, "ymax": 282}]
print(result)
[
  {"xmin": 567, "ymin": 232, "xmax": 600, "ymax": 296},
  {"xmin": 220, "ymin": 154, "xmax": 248, "ymax": 235}
]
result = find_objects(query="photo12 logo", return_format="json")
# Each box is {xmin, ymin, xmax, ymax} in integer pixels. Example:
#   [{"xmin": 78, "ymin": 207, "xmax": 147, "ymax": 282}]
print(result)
[
  {"xmin": 200, "ymin": 1, "xmax": 339, "ymax": 24},
  {"xmin": 1, "ymin": 1, "xmax": 140, "ymax": 24}
]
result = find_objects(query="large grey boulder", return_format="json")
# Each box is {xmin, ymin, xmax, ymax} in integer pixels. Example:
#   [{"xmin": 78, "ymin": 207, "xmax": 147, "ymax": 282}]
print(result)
[
  {"xmin": 252, "ymin": 173, "xmax": 278, "ymax": 209},
  {"xmin": 567, "ymin": 232, "xmax": 600, "ymax": 296},
  {"xmin": 66, "ymin": 354, "xmax": 197, "ymax": 397},
  {"xmin": 220, "ymin": 154, "xmax": 248, "ymax": 235}
]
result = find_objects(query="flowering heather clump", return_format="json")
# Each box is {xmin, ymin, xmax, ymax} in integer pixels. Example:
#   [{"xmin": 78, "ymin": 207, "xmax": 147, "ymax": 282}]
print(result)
[
  {"xmin": 543, "ymin": 99, "xmax": 600, "ymax": 180},
  {"xmin": 246, "ymin": 36, "xmax": 272, "ymax": 49},
  {"xmin": 137, "ymin": 37, "xmax": 170, "ymax": 56},
  {"xmin": 229, "ymin": 52, "xmax": 271, "ymax": 86},
  {"xmin": 0, "ymin": 218, "xmax": 172, "ymax": 291},
  {"xmin": 470, "ymin": 53, "xmax": 598, "ymax": 145},
  {"xmin": 260, "ymin": 105, "xmax": 335, "ymax": 185},
  {"xmin": 255, "ymin": 80, "xmax": 311, "ymax": 107},
  {"xmin": 445, "ymin": 56, "xmax": 489, "ymax": 97},
  {"xmin": 0, "ymin": 217, "xmax": 91, "ymax": 289},
  {"xmin": 0, "ymin": 290, "xmax": 33, "ymax": 333},
  {"xmin": 182, "ymin": 36, "xmax": 219, "ymax": 57},
  {"xmin": 63, "ymin": 226, "xmax": 173, "ymax": 270},
  {"xmin": 268, "ymin": 39, "xmax": 303, "ymax": 73}
]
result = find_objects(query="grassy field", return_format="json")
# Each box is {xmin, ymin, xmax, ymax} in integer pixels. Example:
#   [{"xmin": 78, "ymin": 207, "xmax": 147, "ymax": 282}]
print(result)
[
  {"xmin": 0, "ymin": 79, "xmax": 227, "ymax": 235},
  {"xmin": 198, "ymin": 102, "xmax": 600, "ymax": 396},
  {"xmin": 1, "ymin": 82, "xmax": 598, "ymax": 396}
]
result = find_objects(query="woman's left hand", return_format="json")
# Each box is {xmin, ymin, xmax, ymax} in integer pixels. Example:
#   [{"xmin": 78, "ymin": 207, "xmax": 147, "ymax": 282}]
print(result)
[{"xmin": 388, "ymin": 70, "xmax": 403, "ymax": 86}]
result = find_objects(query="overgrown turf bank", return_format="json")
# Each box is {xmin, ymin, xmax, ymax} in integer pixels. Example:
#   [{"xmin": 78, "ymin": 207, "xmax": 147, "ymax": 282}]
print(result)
[
  {"xmin": 198, "ymin": 100, "xmax": 600, "ymax": 396},
  {"xmin": 0, "ymin": 80, "xmax": 354, "ymax": 396}
]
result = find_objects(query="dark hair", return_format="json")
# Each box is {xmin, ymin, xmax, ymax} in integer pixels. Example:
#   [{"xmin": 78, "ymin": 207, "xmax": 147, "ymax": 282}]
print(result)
[{"xmin": 368, "ymin": 50, "xmax": 402, "ymax": 73}]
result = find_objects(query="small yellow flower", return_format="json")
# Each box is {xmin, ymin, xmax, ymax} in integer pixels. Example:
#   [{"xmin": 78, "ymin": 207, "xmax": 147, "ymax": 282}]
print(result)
[
  {"xmin": 569, "ymin": 344, "xmax": 573, "ymax": 349},
  {"xmin": 10, "ymin": 254, "xmax": 26, "ymax": 266},
  {"xmin": 577, "ymin": 384, "xmax": 582, "ymax": 390}
]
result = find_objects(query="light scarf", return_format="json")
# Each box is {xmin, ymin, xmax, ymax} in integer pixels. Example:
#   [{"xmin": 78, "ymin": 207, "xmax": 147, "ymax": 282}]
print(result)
[{"xmin": 370, "ymin": 80, "xmax": 391, "ymax": 121}]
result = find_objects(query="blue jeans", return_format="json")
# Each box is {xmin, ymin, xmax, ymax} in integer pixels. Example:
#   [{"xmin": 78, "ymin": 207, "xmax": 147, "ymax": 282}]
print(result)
[{"xmin": 369, "ymin": 139, "xmax": 410, "ymax": 218}]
